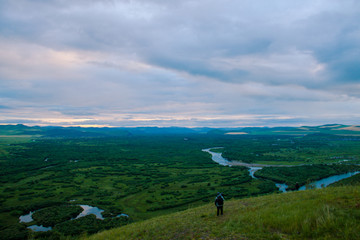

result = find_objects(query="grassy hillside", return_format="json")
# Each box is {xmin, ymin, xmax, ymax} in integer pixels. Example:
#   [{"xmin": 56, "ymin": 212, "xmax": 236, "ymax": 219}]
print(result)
[{"xmin": 85, "ymin": 185, "xmax": 360, "ymax": 240}]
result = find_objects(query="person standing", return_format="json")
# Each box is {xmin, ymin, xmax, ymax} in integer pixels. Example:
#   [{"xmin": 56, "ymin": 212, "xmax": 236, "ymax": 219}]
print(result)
[{"xmin": 215, "ymin": 193, "xmax": 224, "ymax": 216}]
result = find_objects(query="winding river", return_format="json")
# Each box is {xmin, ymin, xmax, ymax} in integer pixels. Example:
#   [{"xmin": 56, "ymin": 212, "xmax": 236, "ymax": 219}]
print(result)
[
  {"xmin": 19, "ymin": 204, "xmax": 129, "ymax": 232},
  {"xmin": 203, "ymin": 147, "xmax": 359, "ymax": 193},
  {"xmin": 202, "ymin": 148, "xmax": 231, "ymax": 166},
  {"xmin": 298, "ymin": 171, "xmax": 360, "ymax": 190},
  {"xmin": 19, "ymin": 148, "xmax": 358, "ymax": 232}
]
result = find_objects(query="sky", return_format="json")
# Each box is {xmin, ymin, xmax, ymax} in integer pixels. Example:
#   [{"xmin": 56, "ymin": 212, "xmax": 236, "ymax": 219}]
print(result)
[{"xmin": 0, "ymin": 0, "xmax": 360, "ymax": 128}]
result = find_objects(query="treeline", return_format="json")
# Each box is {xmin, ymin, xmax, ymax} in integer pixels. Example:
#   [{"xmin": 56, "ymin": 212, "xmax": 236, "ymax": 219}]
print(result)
[
  {"xmin": 255, "ymin": 164, "xmax": 360, "ymax": 189},
  {"xmin": 0, "ymin": 135, "xmax": 272, "ymax": 239},
  {"xmin": 32, "ymin": 205, "xmax": 83, "ymax": 227},
  {"xmin": 222, "ymin": 134, "xmax": 360, "ymax": 164}
]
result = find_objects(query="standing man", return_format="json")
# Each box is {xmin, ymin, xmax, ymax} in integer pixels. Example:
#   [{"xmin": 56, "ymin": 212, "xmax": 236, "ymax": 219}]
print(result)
[{"xmin": 215, "ymin": 192, "xmax": 224, "ymax": 216}]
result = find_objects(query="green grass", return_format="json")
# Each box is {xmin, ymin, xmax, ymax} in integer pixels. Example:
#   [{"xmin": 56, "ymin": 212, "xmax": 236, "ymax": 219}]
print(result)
[{"xmin": 85, "ymin": 185, "xmax": 360, "ymax": 240}]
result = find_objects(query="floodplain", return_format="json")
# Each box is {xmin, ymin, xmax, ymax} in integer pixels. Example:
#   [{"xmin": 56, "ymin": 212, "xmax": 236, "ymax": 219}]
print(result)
[{"xmin": 1, "ymin": 124, "xmax": 360, "ymax": 239}]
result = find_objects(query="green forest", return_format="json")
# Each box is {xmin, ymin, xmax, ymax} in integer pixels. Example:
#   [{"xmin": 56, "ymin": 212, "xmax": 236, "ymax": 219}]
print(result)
[{"xmin": 1, "ymin": 124, "xmax": 360, "ymax": 239}]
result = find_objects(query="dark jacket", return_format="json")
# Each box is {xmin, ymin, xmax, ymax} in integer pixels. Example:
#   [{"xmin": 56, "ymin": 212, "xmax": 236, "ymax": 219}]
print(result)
[{"xmin": 215, "ymin": 194, "xmax": 224, "ymax": 207}]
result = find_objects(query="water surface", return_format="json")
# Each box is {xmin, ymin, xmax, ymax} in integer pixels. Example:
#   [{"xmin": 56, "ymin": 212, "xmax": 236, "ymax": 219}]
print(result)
[
  {"xmin": 202, "ymin": 148, "xmax": 231, "ymax": 166},
  {"xmin": 19, "ymin": 211, "xmax": 34, "ymax": 223},
  {"xmin": 299, "ymin": 171, "xmax": 360, "ymax": 190},
  {"xmin": 276, "ymin": 183, "xmax": 288, "ymax": 193},
  {"xmin": 28, "ymin": 225, "xmax": 52, "ymax": 232},
  {"xmin": 76, "ymin": 205, "xmax": 105, "ymax": 220},
  {"xmin": 204, "ymin": 148, "xmax": 289, "ymax": 192},
  {"xmin": 249, "ymin": 167, "xmax": 262, "ymax": 179},
  {"xmin": 20, "ymin": 204, "xmax": 106, "ymax": 232},
  {"xmin": 203, "ymin": 147, "xmax": 360, "ymax": 193}
]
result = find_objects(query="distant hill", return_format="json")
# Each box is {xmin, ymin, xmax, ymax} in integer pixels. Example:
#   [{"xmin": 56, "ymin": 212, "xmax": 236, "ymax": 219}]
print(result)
[
  {"xmin": 85, "ymin": 185, "xmax": 360, "ymax": 240},
  {"xmin": 1, "ymin": 124, "xmax": 360, "ymax": 138},
  {"xmin": 0, "ymin": 124, "xmax": 43, "ymax": 135},
  {"xmin": 42, "ymin": 127, "xmax": 109, "ymax": 138},
  {"xmin": 224, "ymin": 124, "xmax": 360, "ymax": 136}
]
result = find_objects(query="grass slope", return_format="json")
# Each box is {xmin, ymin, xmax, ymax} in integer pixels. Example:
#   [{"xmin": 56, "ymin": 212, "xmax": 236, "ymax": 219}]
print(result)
[{"xmin": 85, "ymin": 185, "xmax": 360, "ymax": 240}]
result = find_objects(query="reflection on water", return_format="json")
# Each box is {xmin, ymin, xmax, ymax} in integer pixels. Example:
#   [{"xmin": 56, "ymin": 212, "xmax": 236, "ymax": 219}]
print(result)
[
  {"xmin": 204, "ymin": 148, "xmax": 289, "ymax": 192},
  {"xmin": 276, "ymin": 183, "xmax": 288, "ymax": 193},
  {"xmin": 19, "ymin": 205, "xmax": 106, "ymax": 232},
  {"xmin": 28, "ymin": 225, "xmax": 52, "ymax": 232},
  {"xmin": 117, "ymin": 213, "xmax": 129, "ymax": 218},
  {"xmin": 249, "ymin": 167, "xmax": 262, "ymax": 179},
  {"xmin": 299, "ymin": 171, "xmax": 360, "ymax": 190},
  {"xmin": 202, "ymin": 148, "xmax": 231, "ymax": 166},
  {"xmin": 19, "ymin": 211, "xmax": 34, "ymax": 223},
  {"xmin": 20, "ymin": 204, "xmax": 129, "ymax": 233},
  {"xmin": 76, "ymin": 205, "xmax": 105, "ymax": 220},
  {"xmin": 203, "ymin": 147, "xmax": 360, "ymax": 194}
]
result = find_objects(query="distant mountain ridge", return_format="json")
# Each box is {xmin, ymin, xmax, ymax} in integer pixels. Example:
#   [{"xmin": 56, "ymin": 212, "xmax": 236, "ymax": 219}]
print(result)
[{"xmin": 0, "ymin": 124, "xmax": 360, "ymax": 137}]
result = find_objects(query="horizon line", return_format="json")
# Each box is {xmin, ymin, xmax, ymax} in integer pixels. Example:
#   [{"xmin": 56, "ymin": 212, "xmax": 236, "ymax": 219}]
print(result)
[{"xmin": 0, "ymin": 123, "xmax": 350, "ymax": 129}]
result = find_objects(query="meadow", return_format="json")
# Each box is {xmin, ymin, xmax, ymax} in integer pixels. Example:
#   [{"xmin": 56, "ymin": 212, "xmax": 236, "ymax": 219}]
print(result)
[
  {"xmin": 85, "ymin": 184, "xmax": 360, "ymax": 240},
  {"xmin": 0, "ymin": 124, "xmax": 360, "ymax": 239}
]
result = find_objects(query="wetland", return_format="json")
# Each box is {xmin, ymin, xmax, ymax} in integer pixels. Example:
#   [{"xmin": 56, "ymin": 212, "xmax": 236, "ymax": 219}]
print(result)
[{"xmin": 1, "ymin": 124, "xmax": 360, "ymax": 239}]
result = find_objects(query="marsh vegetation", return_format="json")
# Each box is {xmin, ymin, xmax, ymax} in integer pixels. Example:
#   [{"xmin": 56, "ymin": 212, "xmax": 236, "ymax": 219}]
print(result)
[{"xmin": 0, "ymin": 124, "xmax": 360, "ymax": 239}]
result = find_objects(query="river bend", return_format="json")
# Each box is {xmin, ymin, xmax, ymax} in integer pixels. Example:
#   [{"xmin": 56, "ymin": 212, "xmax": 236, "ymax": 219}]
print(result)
[{"xmin": 203, "ymin": 147, "xmax": 359, "ymax": 193}]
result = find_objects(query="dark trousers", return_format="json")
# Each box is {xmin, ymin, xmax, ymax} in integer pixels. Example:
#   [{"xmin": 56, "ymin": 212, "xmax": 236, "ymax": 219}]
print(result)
[{"xmin": 217, "ymin": 206, "xmax": 223, "ymax": 216}]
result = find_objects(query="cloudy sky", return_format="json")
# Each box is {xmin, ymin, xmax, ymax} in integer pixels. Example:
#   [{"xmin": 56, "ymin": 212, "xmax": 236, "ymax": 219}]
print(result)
[{"xmin": 1, "ymin": 0, "xmax": 360, "ymax": 127}]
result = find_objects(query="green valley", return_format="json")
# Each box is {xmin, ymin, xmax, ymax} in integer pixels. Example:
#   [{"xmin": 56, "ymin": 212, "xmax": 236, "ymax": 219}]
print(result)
[{"xmin": 0, "ymin": 124, "xmax": 360, "ymax": 239}]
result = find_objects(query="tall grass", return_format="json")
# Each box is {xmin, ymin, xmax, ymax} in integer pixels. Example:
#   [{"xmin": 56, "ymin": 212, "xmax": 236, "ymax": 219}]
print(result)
[{"xmin": 85, "ymin": 185, "xmax": 360, "ymax": 239}]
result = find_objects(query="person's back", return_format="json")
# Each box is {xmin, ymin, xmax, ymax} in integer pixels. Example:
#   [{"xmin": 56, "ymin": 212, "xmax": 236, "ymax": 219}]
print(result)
[
  {"xmin": 215, "ymin": 193, "xmax": 224, "ymax": 216},
  {"xmin": 215, "ymin": 195, "xmax": 224, "ymax": 206}
]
